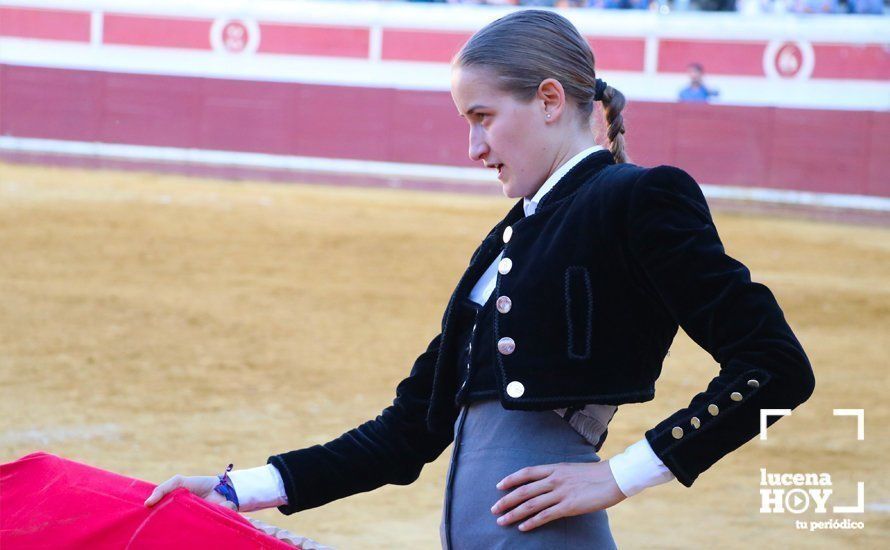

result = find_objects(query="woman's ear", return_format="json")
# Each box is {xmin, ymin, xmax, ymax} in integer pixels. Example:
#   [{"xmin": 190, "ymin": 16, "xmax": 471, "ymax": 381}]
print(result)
[{"xmin": 537, "ymin": 78, "xmax": 567, "ymax": 122}]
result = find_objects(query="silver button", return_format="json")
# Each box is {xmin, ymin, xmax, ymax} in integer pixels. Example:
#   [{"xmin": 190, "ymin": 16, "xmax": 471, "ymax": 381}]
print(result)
[
  {"xmin": 690, "ymin": 417, "xmax": 701, "ymax": 429},
  {"xmin": 498, "ymin": 257, "xmax": 513, "ymax": 275},
  {"xmin": 502, "ymin": 226, "xmax": 513, "ymax": 243},
  {"xmin": 731, "ymin": 391, "xmax": 743, "ymax": 402},
  {"xmin": 497, "ymin": 337, "xmax": 516, "ymax": 355},
  {"xmin": 671, "ymin": 426, "xmax": 684, "ymax": 439},
  {"xmin": 708, "ymin": 404, "xmax": 719, "ymax": 416},
  {"xmin": 747, "ymin": 379, "xmax": 760, "ymax": 388},
  {"xmin": 496, "ymin": 296, "xmax": 512, "ymax": 314},
  {"xmin": 506, "ymin": 381, "xmax": 525, "ymax": 398}
]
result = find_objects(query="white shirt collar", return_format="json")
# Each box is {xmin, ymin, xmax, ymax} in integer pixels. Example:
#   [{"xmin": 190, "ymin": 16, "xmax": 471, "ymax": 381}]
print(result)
[{"xmin": 523, "ymin": 145, "xmax": 604, "ymax": 217}]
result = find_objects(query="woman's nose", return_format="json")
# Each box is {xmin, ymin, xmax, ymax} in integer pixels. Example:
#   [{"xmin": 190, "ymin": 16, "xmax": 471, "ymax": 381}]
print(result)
[
  {"xmin": 468, "ymin": 128, "xmax": 489, "ymax": 162},
  {"xmin": 470, "ymin": 139, "xmax": 488, "ymax": 161}
]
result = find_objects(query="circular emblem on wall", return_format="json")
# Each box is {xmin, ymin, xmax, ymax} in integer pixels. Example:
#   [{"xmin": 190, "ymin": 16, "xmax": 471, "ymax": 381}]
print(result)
[
  {"xmin": 210, "ymin": 18, "xmax": 260, "ymax": 54},
  {"xmin": 763, "ymin": 40, "xmax": 814, "ymax": 80}
]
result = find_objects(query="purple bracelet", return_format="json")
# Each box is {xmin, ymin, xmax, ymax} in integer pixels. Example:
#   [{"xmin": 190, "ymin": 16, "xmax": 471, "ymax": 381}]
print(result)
[{"xmin": 213, "ymin": 463, "xmax": 240, "ymax": 511}]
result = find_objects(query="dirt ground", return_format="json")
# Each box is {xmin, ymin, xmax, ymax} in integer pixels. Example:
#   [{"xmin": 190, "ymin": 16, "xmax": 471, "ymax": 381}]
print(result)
[{"xmin": 0, "ymin": 161, "xmax": 887, "ymax": 549}]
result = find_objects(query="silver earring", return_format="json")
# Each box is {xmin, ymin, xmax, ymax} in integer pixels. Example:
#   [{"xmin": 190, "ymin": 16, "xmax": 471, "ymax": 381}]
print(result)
[{"xmin": 546, "ymin": 114, "xmax": 551, "ymax": 119}]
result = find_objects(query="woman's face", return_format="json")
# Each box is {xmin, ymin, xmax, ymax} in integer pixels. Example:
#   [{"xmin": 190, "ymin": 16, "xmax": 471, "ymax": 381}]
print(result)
[{"xmin": 450, "ymin": 65, "xmax": 557, "ymax": 199}]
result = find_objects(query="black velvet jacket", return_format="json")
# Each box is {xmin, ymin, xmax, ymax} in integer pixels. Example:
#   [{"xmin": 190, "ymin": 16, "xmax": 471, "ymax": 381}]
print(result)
[{"xmin": 269, "ymin": 149, "xmax": 815, "ymax": 514}]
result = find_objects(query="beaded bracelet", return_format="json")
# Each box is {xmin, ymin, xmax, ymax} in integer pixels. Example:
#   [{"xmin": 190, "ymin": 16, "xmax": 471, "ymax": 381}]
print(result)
[{"xmin": 213, "ymin": 463, "xmax": 240, "ymax": 511}]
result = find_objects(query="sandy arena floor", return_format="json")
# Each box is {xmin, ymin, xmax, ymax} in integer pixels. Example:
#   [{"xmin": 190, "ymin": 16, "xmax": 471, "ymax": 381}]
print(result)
[{"xmin": 0, "ymin": 162, "xmax": 887, "ymax": 549}]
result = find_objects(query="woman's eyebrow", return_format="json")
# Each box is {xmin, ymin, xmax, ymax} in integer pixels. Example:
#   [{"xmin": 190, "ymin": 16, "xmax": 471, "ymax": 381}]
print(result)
[{"xmin": 459, "ymin": 105, "xmax": 489, "ymax": 118}]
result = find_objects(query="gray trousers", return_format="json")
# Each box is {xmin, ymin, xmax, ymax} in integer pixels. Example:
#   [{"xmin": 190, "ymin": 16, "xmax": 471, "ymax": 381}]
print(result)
[{"xmin": 439, "ymin": 399, "xmax": 618, "ymax": 549}]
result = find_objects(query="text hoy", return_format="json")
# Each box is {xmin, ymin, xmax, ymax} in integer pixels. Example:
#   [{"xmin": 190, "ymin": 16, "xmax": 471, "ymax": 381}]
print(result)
[{"xmin": 759, "ymin": 468, "xmax": 865, "ymax": 515}]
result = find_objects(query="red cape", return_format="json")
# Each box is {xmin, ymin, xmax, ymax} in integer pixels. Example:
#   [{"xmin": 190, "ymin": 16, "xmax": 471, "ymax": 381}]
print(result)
[{"xmin": 0, "ymin": 452, "xmax": 296, "ymax": 549}]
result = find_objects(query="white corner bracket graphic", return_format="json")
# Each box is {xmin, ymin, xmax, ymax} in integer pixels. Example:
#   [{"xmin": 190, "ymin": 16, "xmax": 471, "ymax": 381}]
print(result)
[
  {"xmin": 833, "ymin": 482, "xmax": 866, "ymax": 514},
  {"xmin": 833, "ymin": 409, "xmax": 865, "ymax": 440},
  {"xmin": 759, "ymin": 409, "xmax": 792, "ymax": 440}
]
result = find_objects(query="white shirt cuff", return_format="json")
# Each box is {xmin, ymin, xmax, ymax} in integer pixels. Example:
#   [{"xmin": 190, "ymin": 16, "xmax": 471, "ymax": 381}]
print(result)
[
  {"xmin": 227, "ymin": 464, "xmax": 289, "ymax": 512},
  {"xmin": 608, "ymin": 438, "xmax": 676, "ymax": 498}
]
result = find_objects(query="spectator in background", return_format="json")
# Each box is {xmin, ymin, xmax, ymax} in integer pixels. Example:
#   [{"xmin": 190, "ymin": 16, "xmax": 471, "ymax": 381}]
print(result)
[
  {"xmin": 678, "ymin": 63, "xmax": 719, "ymax": 103},
  {"xmin": 790, "ymin": 0, "xmax": 840, "ymax": 11},
  {"xmin": 521, "ymin": 0, "xmax": 559, "ymax": 6},
  {"xmin": 845, "ymin": 0, "xmax": 884, "ymax": 12},
  {"xmin": 443, "ymin": 0, "xmax": 521, "ymax": 4},
  {"xmin": 736, "ymin": 0, "xmax": 771, "ymax": 14},
  {"xmin": 588, "ymin": 0, "xmax": 651, "ymax": 8},
  {"xmin": 441, "ymin": 0, "xmax": 653, "ymax": 5},
  {"xmin": 697, "ymin": 0, "xmax": 737, "ymax": 9}
]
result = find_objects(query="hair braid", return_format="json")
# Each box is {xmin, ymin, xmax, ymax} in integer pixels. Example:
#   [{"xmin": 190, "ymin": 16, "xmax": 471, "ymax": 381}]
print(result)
[{"xmin": 600, "ymin": 85, "xmax": 628, "ymax": 164}]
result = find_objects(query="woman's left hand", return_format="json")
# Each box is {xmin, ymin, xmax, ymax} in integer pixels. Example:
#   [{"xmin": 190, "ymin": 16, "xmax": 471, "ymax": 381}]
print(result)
[{"xmin": 490, "ymin": 460, "xmax": 626, "ymax": 532}]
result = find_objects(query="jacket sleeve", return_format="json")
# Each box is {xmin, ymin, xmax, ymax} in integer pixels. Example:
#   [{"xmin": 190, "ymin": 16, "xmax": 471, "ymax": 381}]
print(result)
[
  {"xmin": 267, "ymin": 333, "xmax": 455, "ymax": 514},
  {"xmin": 626, "ymin": 165, "xmax": 816, "ymax": 488}
]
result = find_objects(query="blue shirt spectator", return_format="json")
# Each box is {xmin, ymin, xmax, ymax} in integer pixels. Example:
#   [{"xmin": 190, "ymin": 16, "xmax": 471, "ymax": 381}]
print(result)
[
  {"xmin": 588, "ymin": 0, "xmax": 650, "ymax": 7},
  {"xmin": 679, "ymin": 84, "xmax": 720, "ymax": 102},
  {"xmin": 791, "ymin": 0, "xmax": 840, "ymax": 12},
  {"xmin": 678, "ymin": 63, "xmax": 719, "ymax": 103},
  {"xmin": 846, "ymin": 0, "xmax": 885, "ymax": 13}
]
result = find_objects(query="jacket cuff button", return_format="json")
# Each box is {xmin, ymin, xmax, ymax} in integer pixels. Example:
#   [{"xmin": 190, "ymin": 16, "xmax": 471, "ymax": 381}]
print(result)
[
  {"xmin": 690, "ymin": 417, "xmax": 701, "ymax": 429},
  {"xmin": 730, "ymin": 391, "xmax": 743, "ymax": 402},
  {"xmin": 671, "ymin": 426, "xmax": 684, "ymax": 439},
  {"xmin": 747, "ymin": 379, "xmax": 760, "ymax": 388},
  {"xmin": 708, "ymin": 404, "xmax": 719, "ymax": 416}
]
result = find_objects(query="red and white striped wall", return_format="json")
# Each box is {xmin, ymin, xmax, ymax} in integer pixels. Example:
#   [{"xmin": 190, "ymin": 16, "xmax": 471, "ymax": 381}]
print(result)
[{"xmin": 1, "ymin": 0, "xmax": 888, "ymax": 209}]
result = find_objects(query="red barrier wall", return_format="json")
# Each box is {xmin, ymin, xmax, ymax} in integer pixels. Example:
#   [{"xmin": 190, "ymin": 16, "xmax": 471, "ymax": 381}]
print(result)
[{"xmin": 1, "ymin": 64, "xmax": 887, "ymax": 197}]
